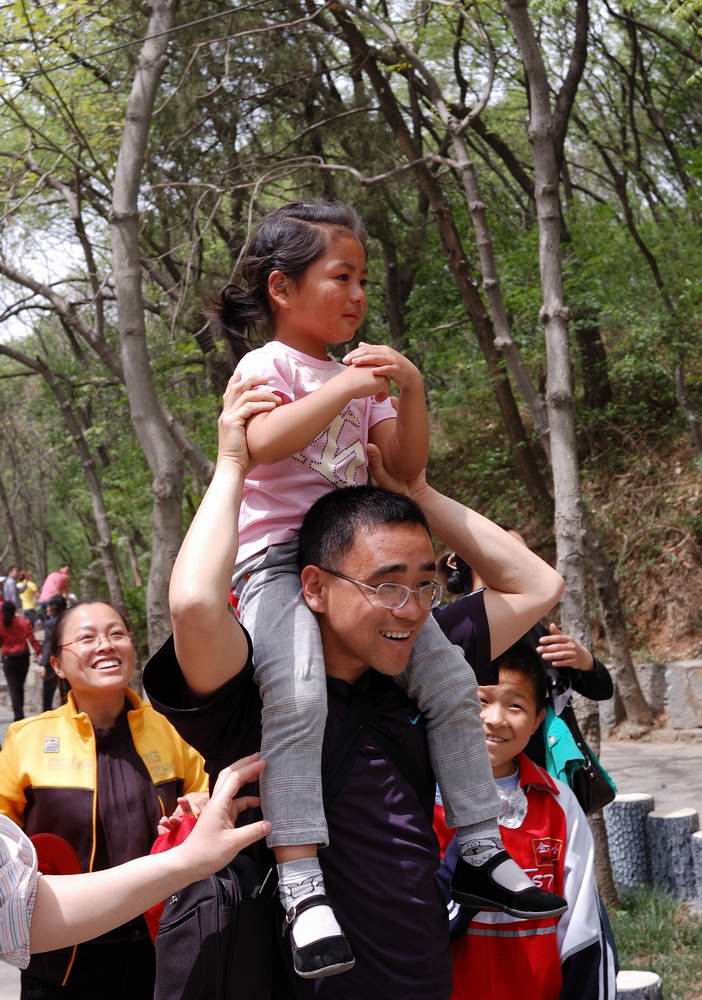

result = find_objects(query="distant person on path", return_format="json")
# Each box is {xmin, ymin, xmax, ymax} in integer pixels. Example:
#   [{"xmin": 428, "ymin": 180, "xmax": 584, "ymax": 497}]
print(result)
[
  {"xmin": 0, "ymin": 600, "xmax": 209, "ymax": 1000},
  {"xmin": 39, "ymin": 596, "xmax": 66, "ymax": 712},
  {"xmin": 0, "ymin": 602, "xmax": 41, "ymax": 722},
  {"xmin": 210, "ymin": 200, "xmax": 566, "ymax": 979},
  {"xmin": 2, "ymin": 568, "xmax": 20, "ymax": 608},
  {"xmin": 38, "ymin": 566, "xmax": 70, "ymax": 609},
  {"xmin": 0, "ymin": 758, "xmax": 269, "ymax": 970},
  {"xmin": 17, "ymin": 571, "xmax": 39, "ymax": 626}
]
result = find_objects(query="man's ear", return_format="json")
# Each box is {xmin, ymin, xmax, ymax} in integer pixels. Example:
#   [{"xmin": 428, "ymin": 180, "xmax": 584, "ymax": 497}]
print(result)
[
  {"xmin": 532, "ymin": 706, "xmax": 546, "ymax": 734},
  {"xmin": 301, "ymin": 565, "xmax": 329, "ymax": 613},
  {"xmin": 267, "ymin": 269, "xmax": 291, "ymax": 311}
]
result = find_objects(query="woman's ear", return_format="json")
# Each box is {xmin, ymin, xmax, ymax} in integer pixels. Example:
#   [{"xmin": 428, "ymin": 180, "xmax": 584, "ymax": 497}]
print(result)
[
  {"xmin": 267, "ymin": 269, "xmax": 291, "ymax": 311},
  {"xmin": 301, "ymin": 566, "xmax": 328, "ymax": 613},
  {"xmin": 49, "ymin": 656, "xmax": 65, "ymax": 681}
]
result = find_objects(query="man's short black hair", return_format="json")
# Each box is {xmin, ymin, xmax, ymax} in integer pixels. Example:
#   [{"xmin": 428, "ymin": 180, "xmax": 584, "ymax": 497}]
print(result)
[
  {"xmin": 490, "ymin": 639, "xmax": 548, "ymax": 713},
  {"xmin": 298, "ymin": 485, "xmax": 432, "ymax": 571}
]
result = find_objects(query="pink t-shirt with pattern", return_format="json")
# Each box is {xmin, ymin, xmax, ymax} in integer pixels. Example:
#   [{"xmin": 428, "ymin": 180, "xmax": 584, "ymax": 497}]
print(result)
[{"xmin": 235, "ymin": 341, "xmax": 396, "ymax": 564}]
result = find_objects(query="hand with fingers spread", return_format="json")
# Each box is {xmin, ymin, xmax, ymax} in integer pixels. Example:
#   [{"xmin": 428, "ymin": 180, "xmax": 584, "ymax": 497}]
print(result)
[
  {"xmin": 217, "ymin": 372, "xmax": 281, "ymax": 473},
  {"xmin": 343, "ymin": 342, "xmax": 423, "ymax": 392},
  {"xmin": 536, "ymin": 623, "xmax": 594, "ymax": 671},
  {"xmin": 177, "ymin": 753, "xmax": 270, "ymax": 880}
]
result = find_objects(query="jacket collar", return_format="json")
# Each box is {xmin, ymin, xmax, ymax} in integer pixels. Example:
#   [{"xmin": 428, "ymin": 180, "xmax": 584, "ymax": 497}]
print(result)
[
  {"xmin": 65, "ymin": 686, "xmax": 145, "ymax": 739},
  {"xmin": 517, "ymin": 751, "xmax": 559, "ymax": 795}
]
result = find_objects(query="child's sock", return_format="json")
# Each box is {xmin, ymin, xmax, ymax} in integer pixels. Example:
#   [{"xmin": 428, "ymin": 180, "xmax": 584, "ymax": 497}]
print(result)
[
  {"xmin": 456, "ymin": 819, "xmax": 535, "ymax": 893},
  {"xmin": 277, "ymin": 858, "xmax": 345, "ymax": 948}
]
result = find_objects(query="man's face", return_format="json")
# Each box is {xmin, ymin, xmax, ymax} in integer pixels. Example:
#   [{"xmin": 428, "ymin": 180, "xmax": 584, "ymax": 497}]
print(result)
[
  {"xmin": 302, "ymin": 522, "xmax": 436, "ymax": 683},
  {"xmin": 478, "ymin": 667, "xmax": 545, "ymax": 777}
]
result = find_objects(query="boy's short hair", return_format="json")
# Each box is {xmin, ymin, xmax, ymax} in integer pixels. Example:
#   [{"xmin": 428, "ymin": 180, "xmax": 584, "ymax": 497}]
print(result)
[
  {"xmin": 490, "ymin": 639, "xmax": 548, "ymax": 713},
  {"xmin": 298, "ymin": 485, "xmax": 431, "ymax": 571}
]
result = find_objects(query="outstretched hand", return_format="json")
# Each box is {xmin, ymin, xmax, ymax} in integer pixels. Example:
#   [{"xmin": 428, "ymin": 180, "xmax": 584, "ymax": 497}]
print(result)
[
  {"xmin": 177, "ymin": 754, "xmax": 270, "ymax": 880},
  {"xmin": 217, "ymin": 373, "xmax": 280, "ymax": 473},
  {"xmin": 536, "ymin": 623, "xmax": 594, "ymax": 671}
]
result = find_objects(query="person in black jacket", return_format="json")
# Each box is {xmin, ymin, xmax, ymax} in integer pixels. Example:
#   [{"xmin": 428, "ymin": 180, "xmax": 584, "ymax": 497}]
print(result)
[{"xmin": 437, "ymin": 545, "xmax": 613, "ymax": 782}]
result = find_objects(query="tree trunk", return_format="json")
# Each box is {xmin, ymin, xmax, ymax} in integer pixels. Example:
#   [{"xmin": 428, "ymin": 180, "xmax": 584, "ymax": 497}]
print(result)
[
  {"xmin": 504, "ymin": 0, "xmax": 619, "ymax": 908},
  {"xmin": 331, "ymin": 11, "xmax": 551, "ymax": 507},
  {"xmin": 111, "ymin": 0, "xmax": 184, "ymax": 652},
  {"xmin": 674, "ymin": 359, "xmax": 702, "ymax": 456},
  {"xmin": 583, "ymin": 510, "xmax": 654, "ymax": 730},
  {"xmin": 0, "ymin": 469, "xmax": 23, "ymax": 566},
  {"xmin": 38, "ymin": 363, "xmax": 128, "ymax": 619},
  {"xmin": 574, "ymin": 314, "xmax": 612, "ymax": 412}
]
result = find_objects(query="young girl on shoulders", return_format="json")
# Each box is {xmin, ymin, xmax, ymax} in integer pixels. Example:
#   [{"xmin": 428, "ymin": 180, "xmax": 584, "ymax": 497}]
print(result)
[{"xmin": 209, "ymin": 201, "xmax": 565, "ymax": 980}]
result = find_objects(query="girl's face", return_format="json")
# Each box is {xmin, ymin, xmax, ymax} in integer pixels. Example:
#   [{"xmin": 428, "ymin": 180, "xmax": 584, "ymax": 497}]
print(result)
[
  {"xmin": 50, "ymin": 603, "xmax": 136, "ymax": 698},
  {"xmin": 271, "ymin": 232, "xmax": 368, "ymax": 358}
]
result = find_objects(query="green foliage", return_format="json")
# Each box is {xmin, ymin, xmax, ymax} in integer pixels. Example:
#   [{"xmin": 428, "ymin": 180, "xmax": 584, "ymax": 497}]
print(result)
[{"xmin": 611, "ymin": 888, "xmax": 702, "ymax": 999}]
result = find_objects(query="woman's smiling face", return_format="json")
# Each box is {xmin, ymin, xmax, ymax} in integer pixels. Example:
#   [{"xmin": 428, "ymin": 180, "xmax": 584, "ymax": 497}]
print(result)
[{"xmin": 50, "ymin": 602, "xmax": 136, "ymax": 697}]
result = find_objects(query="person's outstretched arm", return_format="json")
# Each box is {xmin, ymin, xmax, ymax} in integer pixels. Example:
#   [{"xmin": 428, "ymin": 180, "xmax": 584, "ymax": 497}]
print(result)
[
  {"xmin": 168, "ymin": 375, "xmax": 280, "ymax": 696},
  {"xmin": 367, "ymin": 449, "xmax": 564, "ymax": 659},
  {"xmin": 29, "ymin": 755, "xmax": 270, "ymax": 954}
]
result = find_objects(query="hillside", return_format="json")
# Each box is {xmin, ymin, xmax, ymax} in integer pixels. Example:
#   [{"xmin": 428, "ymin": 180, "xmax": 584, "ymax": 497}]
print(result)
[{"xmin": 429, "ymin": 412, "xmax": 702, "ymax": 664}]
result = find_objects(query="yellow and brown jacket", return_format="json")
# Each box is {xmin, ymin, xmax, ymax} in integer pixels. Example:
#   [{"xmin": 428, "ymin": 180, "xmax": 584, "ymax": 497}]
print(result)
[{"xmin": 0, "ymin": 687, "xmax": 207, "ymax": 984}]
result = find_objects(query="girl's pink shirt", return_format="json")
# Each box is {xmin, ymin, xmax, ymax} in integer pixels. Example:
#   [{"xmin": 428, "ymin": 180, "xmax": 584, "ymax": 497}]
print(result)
[{"xmin": 235, "ymin": 341, "xmax": 395, "ymax": 564}]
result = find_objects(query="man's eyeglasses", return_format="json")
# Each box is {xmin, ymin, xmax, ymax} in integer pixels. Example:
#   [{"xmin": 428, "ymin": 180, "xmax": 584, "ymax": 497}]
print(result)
[
  {"xmin": 58, "ymin": 629, "xmax": 130, "ymax": 651},
  {"xmin": 319, "ymin": 568, "xmax": 443, "ymax": 611}
]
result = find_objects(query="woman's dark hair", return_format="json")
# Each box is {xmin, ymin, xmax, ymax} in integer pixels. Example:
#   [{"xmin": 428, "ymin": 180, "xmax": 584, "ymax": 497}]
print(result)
[
  {"xmin": 49, "ymin": 600, "xmax": 132, "ymax": 660},
  {"xmin": 437, "ymin": 552, "xmax": 475, "ymax": 595},
  {"xmin": 207, "ymin": 200, "xmax": 368, "ymax": 364},
  {"xmin": 2, "ymin": 601, "xmax": 16, "ymax": 628}
]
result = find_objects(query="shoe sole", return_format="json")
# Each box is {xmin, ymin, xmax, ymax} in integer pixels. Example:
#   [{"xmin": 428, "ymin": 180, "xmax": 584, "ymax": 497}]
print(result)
[
  {"xmin": 296, "ymin": 959, "xmax": 356, "ymax": 980},
  {"xmin": 452, "ymin": 892, "xmax": 568, "ymax": 919}
]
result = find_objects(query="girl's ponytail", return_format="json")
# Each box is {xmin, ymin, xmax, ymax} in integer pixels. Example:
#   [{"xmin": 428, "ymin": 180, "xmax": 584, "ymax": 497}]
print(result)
[{"xmin": 207, "ymin": 281, "xmax": 267, "ymax": 365}]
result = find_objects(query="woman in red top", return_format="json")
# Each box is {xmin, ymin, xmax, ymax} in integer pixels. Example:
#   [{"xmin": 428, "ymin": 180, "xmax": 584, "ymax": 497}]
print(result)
[{"xmin": 0, "ymin": 601, "xmax": 41, "ymax": 720}]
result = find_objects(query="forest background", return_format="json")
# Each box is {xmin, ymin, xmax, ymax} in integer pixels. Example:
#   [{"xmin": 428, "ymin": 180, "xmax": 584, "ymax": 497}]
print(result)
[{"xmin": 0, "ymin": 0, "xmax": 701, "ymax": 746}]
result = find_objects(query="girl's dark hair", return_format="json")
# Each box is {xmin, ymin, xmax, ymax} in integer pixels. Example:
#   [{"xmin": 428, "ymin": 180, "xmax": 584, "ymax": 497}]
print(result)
[
  {"xmin": 437, "ymin": 552, "xmax": 475, "ymax": 595},
  {"xmin": 2, "ymin": 601, "xmax": 16, "ymax": 628},
  {"xmin": 207, "ymin": 200, "xmax": 368, "ymax": 364},
  {"xmin": 49, "ymin": 600, "xmax": 132, "ymax": 660}
]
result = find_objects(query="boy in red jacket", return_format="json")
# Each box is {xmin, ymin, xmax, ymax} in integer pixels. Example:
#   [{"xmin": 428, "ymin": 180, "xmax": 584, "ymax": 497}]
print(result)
[{"xmin": 435, "ymin": 640, "xmax": 617, "ymax": 1000}]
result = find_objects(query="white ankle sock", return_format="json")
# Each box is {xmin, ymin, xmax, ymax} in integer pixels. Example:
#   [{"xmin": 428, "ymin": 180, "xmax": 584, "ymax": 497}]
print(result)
[
  {"xmin": 457, "ymin": 822, "xmax": 534, "ymax": 893},
  {"xmin": 277, "ymin": 859, "xmax": 344, "ymax": 949}
]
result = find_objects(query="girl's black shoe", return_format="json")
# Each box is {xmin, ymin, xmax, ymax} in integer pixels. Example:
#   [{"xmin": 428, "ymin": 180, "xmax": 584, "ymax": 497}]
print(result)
[
  {"xmin": 450, "ymin": 853, "xmax": 568, "ymax": 919},
  {"xmin": 283, "ymin": 894, "xmax": 356, "ymax": 979}
]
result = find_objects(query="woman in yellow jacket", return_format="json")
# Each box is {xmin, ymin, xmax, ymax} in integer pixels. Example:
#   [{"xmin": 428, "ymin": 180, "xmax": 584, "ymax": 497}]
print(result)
[{"xmin": 0, "ymin": 600, "xmax": 209, "ymax": 1000}]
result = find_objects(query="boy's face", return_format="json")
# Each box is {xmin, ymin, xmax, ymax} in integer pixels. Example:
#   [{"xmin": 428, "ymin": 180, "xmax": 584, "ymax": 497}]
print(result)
[{"xmin": 478, "ymin": 667, "xmax": 545, "ymax": 777}]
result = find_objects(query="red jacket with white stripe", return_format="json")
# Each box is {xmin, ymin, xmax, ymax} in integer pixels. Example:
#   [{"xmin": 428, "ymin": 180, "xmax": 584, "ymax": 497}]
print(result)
[{"xmin": 434, "ymin": 753, "xmax": 616, "ymax": 1000}]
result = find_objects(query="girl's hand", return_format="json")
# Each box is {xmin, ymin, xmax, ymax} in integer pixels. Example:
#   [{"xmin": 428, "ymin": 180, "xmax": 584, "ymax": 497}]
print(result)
[
  {"xmin": 343, "ymin": 342, "xmax": 423, "ymax": 392},
  {"xmin": 157, "ymin": 791, "xmax": 210, "ymax": 836},
  {"xmin": 367, "ymin": 443, "xmax": 428, "ymax": 499},
  {"xmin": 217, "ymin": 374, "xmax": 280, "ymax": 473},
  {"xmin": 178, "ymin": 754, "xmax": 270, "ymax": 880},
  {"xmin": 536, "ymin": 623, "xmax": 594, "ymax": 671},
  {"xmin": 338, "ymin": 363, "xmax": 390, "ymax": 402}
]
